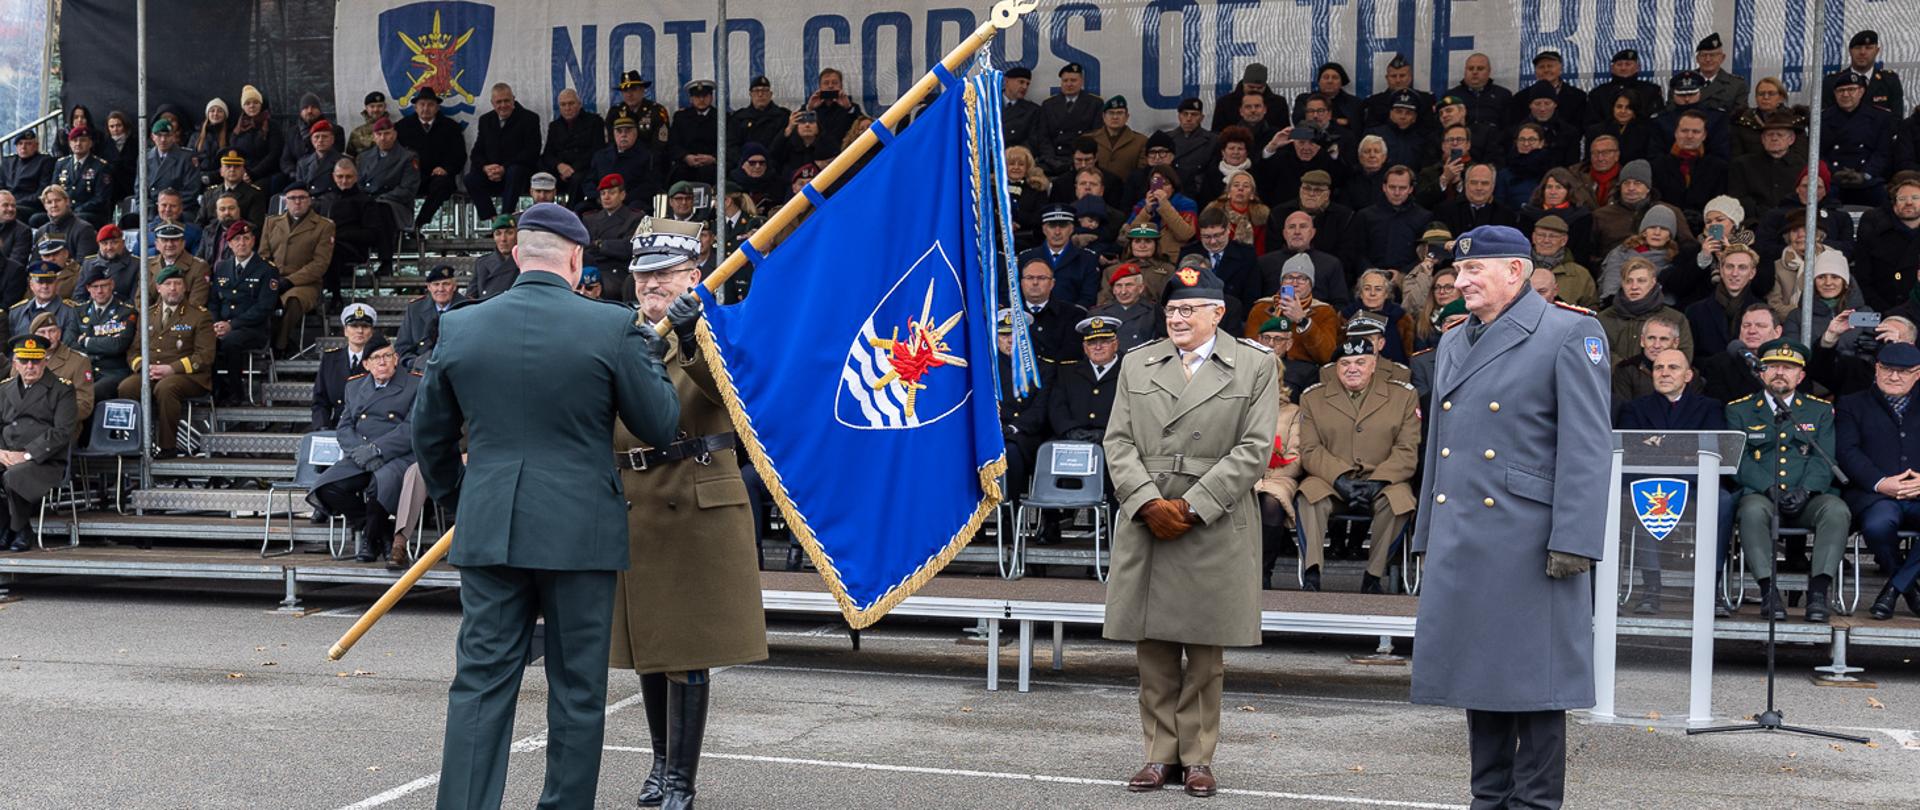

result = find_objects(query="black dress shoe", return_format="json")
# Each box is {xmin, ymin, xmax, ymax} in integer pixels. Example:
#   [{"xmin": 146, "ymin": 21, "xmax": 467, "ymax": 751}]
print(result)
[
  {"xmin": 1360, "ymin": 573, "xmax": 1385, "ymax": 595},
  {"xmin": 1301, "ymin": 566, "xmax": 1321, "ymax": 592},
  {"xmin": 1905, "ymin": 583, "xmax": 1920, "ymax": 619},
  {"xmin": 5, "ymin": 531, "xmax": 28, "ymax": 553},
  {"xmin": 1870, "ymin": 582, "xmax": 1899, "ymax": 621}
]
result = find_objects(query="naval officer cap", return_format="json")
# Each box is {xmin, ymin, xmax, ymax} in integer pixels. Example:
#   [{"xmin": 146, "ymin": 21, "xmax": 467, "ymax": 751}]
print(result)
[
  {"xmin": 629, "ymin": 217, "xmax": 705, "ymax": 273},
  {"xmin": 1076, "ymin": 316, "xmax": 1120, "ymax": 342},
  {"xmin": 1452, "ymin": 225, "xmax": 1532, "ymax": 262},
  {"xmin": 340, "ymin": 302, "xmax": 378, "ymax": 327},
  {"xmin": 1040, "ymin": 204, "xmax": 1076, "ymax": 225},
  {"xmin": 515, "ymin": 202, "xmax": 591, "ymax": 246},
  {"xmin": 1757, "ymin": 338, "xmax": 1810, "ymax": 368},
  {"xmin": 996, "ymin": 308, "xmax": 1017, "ymax": 335}
]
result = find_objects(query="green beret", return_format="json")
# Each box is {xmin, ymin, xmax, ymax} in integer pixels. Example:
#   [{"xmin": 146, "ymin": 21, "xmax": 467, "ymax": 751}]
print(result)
[
  {"xmin": 1438, "ymin": 298, "xmax": 1469, "ymax": 320},
  {"xmin": 1258, "ymin": 316, "xmax": 1294, "ymax": 334},
  {"xmin": 154, "ymin": 265, "xmax": 184, "ymax": 285}
]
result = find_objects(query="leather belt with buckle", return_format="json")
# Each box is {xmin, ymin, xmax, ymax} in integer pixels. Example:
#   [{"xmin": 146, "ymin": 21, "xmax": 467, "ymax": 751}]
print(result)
[{"xmin": 619, "ymin": 433, "xmax": 737, "ymax": 471}]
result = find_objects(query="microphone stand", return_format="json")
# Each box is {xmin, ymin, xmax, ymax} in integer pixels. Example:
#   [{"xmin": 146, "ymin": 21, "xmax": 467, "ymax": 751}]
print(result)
[{"xmin": 1692, "ymin": 360, "xmax": 1867, "ymax": 745}]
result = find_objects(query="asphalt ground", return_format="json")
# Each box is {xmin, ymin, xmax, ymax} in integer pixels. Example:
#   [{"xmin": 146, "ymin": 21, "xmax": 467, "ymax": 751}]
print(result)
[{"xmin": 0, "ymin": 577, "xmax": 1916, "ymax": 809}]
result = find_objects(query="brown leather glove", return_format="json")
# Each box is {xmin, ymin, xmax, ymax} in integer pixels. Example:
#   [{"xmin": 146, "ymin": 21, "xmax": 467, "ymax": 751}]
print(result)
[
  {"xmin": 1546, "ymin": 551, "xmax": 1593, "ymax": 579},
  {"xmin": 1140, "ymin": 498, "xmax": 1194, "ymax": 540}
]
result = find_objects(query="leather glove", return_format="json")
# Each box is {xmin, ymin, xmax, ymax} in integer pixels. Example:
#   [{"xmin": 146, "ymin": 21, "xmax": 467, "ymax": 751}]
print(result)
[
  {"xmin": 1776, "ymin": 487, "xmax": 1811, "ymax": 518},
  {"xmin": 1546, "ymin": 551, "xmax": 1593, "ymax": 579},
  {"xmin": 1139, "ymin": 498, "xmax": 1194, "ymax": 540},
  {"xmin": 667, "ymin": 291, "xmax": 704, "ymax": 343},
  {"xmin": 1334, "ymin": 475, "xmax": 1385, "ymax": 506},
  {"xmin": 639, "ymin": 324, "xmax": 669, "ymax": 361},
  {"xmin": 346, "ymin": 444, "xmax": 380, "ymax": 467}
]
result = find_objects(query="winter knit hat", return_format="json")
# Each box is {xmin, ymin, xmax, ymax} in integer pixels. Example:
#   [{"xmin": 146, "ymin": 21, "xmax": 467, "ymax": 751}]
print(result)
[
  {"xmin": 240, "ymin": 85, "xmax": 264, "ymax": 107},
  {"xmin": 1639, "ymin": 205, "xmax": 1677, "ymax": 234},
  {"xmin": 1704, "ymin": 195, "xmax": 1745, "ymax": 227},
  {"xmin": 1619, "ymin": 159, "xmax": 1653, "ymax": 188}
]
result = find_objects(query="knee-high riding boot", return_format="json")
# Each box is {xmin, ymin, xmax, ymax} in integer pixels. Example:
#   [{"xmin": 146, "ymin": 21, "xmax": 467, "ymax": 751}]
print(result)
[
  {"xmin": 661, "ymin": 669, "xmax": 712, "ymax": 810},
  {"xmin": 635, "ymin": 671, "xmax": 670, "ymax": 807}
]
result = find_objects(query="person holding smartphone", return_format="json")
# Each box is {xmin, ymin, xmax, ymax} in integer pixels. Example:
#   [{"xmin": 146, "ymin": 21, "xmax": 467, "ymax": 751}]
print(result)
[{"xmin": 805, "ymin": 68, "xmax": 864, "ymax": 148}]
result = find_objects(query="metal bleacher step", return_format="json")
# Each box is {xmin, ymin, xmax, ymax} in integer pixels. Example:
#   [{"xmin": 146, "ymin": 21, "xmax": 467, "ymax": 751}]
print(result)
[
  {"xmin": 130, "ymin": 486, "xmax": 306, "ymax": 514},
  {"xmin": 150, "ymin": 457, "xmax": 296, "ymax": 480},
  {"xmin": 45, "ymin": 512, "xmax": 332, "ymax": 542},
  {"xmin": 213, "ymin": 406, "xmax": 313, "ymax": 426},
  {"xmin": 360, "ymin": 294, "xmax": 418, "ymax": 312},
  {"xmin": 202, "ymin": 432, "xmax": 302, "ymax": 456},
  {"xmin": 263, "ymin": 381, "xmax": 311, "ymax": 405},
  {"xmin": 272, "ymin": 359, "xmax": 320, "ymax": 377}
]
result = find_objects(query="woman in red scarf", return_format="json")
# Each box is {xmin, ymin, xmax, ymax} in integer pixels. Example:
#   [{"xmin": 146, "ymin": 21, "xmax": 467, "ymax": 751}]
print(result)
[{"xmin": 1201, "ymin": 170, "xmax": 1269, "ymax": 254}]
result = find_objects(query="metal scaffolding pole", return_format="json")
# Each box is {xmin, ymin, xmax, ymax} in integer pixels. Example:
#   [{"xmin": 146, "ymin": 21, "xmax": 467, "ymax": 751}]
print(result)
[
  {"xmin": 1800, "ymin": 0, "xmax": 1826, "ymax": 344},
  {"xmin": 137, "ymin": 0, "xmax": 153, "ymax": 487},
  {"xmin": 714, "ymin": 0, "xmax": 730, "ymax": 264}
]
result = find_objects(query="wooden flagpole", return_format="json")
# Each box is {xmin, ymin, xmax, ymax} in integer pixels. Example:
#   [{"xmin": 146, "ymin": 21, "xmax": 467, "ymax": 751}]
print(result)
[
  {"xmin": 330, "ymin": 0, "xmax": 1036, "ymax": 660},
  {"xmin": 651, "ymin": 0, "xmax": 1038, "ymax": 334}
]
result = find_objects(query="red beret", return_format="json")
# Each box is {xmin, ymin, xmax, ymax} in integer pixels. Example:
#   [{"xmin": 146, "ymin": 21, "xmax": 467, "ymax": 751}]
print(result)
[
  {"xmin": 1109, "ymin": 263, "xmax": 1142, "ymax": 286},
  {"xmin": 96, "ymin": 224, "xmax": 121, "ymax": 241},
  {"xmin": 370, "ymin": 117, "xmax": 393, "ymax": 132},
  {"xmin": 1797, "ymin": 161, "xmax": 1834, "ymax": 189},
  {"xmin": 309, "ymin": 119, "xmax": 332, "ymax": 136},
  {"xmin": 68, "ymin": 127, "xmax": 91, "ymax": 141},
  {"xmin": 226, "ymin": 220, "xmax": 253, "ymax": 241},
  {"xmin": 597, "ymin": 174, "xmax": 624, "ymax": 191}
]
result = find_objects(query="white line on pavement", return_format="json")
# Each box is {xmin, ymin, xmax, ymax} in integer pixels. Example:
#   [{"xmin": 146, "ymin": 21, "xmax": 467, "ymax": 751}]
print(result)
[
  {"xmin": 335, "ymin": 690, "xmax": 646, "ymax": 808},
  {"xmin": 740, "ymin": 662, "xmax": 1423, "ymax": 707},
  {"xmin": 602, "ymin": 745, "xmax": 1467, "ymax": 808}
]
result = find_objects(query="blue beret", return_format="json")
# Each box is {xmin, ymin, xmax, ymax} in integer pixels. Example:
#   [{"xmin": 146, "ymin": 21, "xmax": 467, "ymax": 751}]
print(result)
[
  {"xmin": 1452, "ymin": 225, "xmax": 1531, "ymax": 261},
  {"xmin": 515, "ymin": 202, "xmax": 591, "ymax": 246},
  {"xmin": 579, "ymin": 265, "xmax": 602, "ymax": 286}
]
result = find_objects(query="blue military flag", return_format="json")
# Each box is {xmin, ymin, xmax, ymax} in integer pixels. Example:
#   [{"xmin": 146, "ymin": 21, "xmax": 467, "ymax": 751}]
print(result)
[{"xmin": 695, "ymin": 76, "xmax": 1005, "ymax": 628}]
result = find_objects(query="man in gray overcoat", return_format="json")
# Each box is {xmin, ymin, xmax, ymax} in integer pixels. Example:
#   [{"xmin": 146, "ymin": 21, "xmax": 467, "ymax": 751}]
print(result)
[
  {"xmin": 1412, "ymin": 224, "xmax": 1611, "ymax": 809},
  {"xmin": 309, "ymin": 334, "xmax": 418, "ymax": 567},
  {"xmin": 1103, "ymin": 266, "xmax": 1279, "ymax": 798}
]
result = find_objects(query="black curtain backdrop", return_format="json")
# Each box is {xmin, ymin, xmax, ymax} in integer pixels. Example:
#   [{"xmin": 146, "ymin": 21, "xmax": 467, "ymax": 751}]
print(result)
[{"xmin": 59, "ymin": 0, "xmax": 338, "ymax": 133}]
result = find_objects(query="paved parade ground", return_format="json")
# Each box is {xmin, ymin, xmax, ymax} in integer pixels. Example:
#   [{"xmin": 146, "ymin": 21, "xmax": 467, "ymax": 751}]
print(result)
[{"xmin": 2, "ymin": 578, "xmax": 1917, "ymax": 809}]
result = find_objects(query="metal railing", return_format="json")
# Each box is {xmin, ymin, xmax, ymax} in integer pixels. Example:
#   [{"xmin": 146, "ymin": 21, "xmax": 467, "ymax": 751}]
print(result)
[{"xmin": 0, "ymin": 110, "xmax": 63, "ymax": 147}]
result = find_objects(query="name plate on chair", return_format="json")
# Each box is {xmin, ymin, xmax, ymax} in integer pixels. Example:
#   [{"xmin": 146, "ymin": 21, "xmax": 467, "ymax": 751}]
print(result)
[
  {"xmin": 1050, "ymin": 443, "xmax": 1098, "ymax": 477},
  {"xmin": 309, "ymin": 435, "xmax": 343, "ymax": 467},
  {"xmin": 101, "ymin": 401, "xmax": 137, "ymax": 431}
]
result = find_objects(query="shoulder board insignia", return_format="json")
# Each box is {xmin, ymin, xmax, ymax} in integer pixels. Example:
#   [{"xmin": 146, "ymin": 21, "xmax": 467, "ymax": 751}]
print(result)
[
  {"xmin": 1237, "ymin": 336, "xmax": 1273, "ymax": 354},
  {"xmin": 0, "ymin": 376, "xmax": 10, "ymax": 384},
  {"xmin": 323, "ymin": 347, "xmax": 341, "ymax": 353},
  {"xmin": 1393, "ymin": 379, "xmax": 1417, "ymax": 391},
  {"xmin": 57, "ymin": 377, "xmax": 71, "ymax": 386},
  {"xmin": 1411, "ymin": 347, "xmax": 1433, "ymax": 357},
  {"xmin": 410, "ymin": 370, "xmax": 423, "ymax": 377},
  {"xmin": 1057, "ymin": 359, "xmax": 1083, "ymax": 366},
  {"xmin": 1553, "ymin": 301, "xmax": 1596, "ymax": 317},
  {"xmin": 1300, "ymin": 382, "xmax": 1325, "ymax": 396},
  {"xmin": 1804, "ymin": 395, "xmax": 1831, "ymax": 405},
  {"xmin": 347, "ymin": 372, "xmax": 368, "ymax": 381},
  {"xmin": 1038, "ymin": 356, "xmax": 1058, "ymax": 365},
  {"xmin": 1729, "ymin": 394, "xmax": 1756, "ymax": 405},
  {"xmin": 7, "ymin": 301, "xmax": 26, "ymax": 310}
]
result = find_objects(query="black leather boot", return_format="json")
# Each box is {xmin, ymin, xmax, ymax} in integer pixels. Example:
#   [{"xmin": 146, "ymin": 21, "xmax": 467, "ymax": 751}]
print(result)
[
  {"xmin": 1870, "ymin": 581, "xmax": 1900, "ymax": 621},
  {"xmin": 661, "ymin": 670, "xmax": 711, "ymax": 810},
  {"xmin": 636, "ymin": 672, "xmax": 669, "ymax": 807},
  {"xmin": 352, "ymin": 530, "xmax": 376, "ymax": 563},
  {"xmin": 1758, "ymin": 578, "xmax": 1786, "ymax": 621},
  {"xmin": 1905, "ymin": 582, "xmax": 1920, "ymax": 618},
  {"xmin": 1805, "ymin": 575, "xmax": 1831, "ymax": 623}
]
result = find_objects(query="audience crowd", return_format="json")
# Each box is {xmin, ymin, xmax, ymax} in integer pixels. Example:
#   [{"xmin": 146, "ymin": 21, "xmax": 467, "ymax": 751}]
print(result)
[{"xmin": 1, "ymin": 32, "xmax": 1918, "ymax": 617}]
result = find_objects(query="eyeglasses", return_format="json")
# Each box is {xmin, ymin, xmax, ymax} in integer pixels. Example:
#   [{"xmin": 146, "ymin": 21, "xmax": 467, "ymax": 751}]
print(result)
[
  {"xmin": 1256, "ymin": 334, "xmax": 1290, "ymax": 345},
  {"xmin": 744, "ymin": 159, "xmax": 767, "ymax": 166},
  {"xmin": 1020, "ymin": 274, "xmax": 1052, "ymax": 282},
  {"xmin": 1163, "ymin": 304, "xmax": 1217, "ymax": 318}
]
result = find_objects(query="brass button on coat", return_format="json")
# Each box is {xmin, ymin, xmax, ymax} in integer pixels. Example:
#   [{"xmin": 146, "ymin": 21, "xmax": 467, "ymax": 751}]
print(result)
[
  {"xmin": 1484, "ymin": 449, "xmax": 1496, "ymax": 459},
  {"xmin": 1488, "ymin": 401, "xmax": 1500, "ymax": 412},
  {"xmin": 1436, "ymin": 494, "xmax": 1448, "ymax": 504}
]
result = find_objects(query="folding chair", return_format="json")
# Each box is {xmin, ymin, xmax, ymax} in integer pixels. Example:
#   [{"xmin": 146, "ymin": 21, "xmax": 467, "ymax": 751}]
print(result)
[
  {"xmin": 1290, "ymin": 493, "xmax": 1400, "ymax": 590},
  {"xmin": 35, "ymin": 447, "xmax": 80, "ymax": 550},
  {"xmin": 73, "ymin": 399, "xmax": 142, "ymax": 513},
  {"xmin": 1008, "ymin": 441, "xmax": 1111, "ymax": 581},
  {"xmin": 263, "ymin": 432, "xmax": 344, "ymax": 558}
]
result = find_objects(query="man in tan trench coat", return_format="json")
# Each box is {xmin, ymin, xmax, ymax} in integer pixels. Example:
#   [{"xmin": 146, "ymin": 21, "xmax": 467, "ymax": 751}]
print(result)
[
  {"xmin": 1103, "ymin": 265, "xmax": 1279, "ymax": 798},
  {"xmin": 609, "ymin": 217, "xmax": 768, "ymax": 810},
  {"xmin": 1294, "ymin": 338, "xmax": 1422, "ymax": 593},
  {"xmin": 257, "ymin": 187, "xmax": 335, "ymax": 351}
]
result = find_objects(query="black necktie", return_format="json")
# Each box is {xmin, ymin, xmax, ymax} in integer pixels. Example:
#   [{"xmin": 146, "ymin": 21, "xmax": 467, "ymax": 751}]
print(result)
[{"xmin": 1468, "ymin": 321, "xmax": 1489, "ymax": 345}]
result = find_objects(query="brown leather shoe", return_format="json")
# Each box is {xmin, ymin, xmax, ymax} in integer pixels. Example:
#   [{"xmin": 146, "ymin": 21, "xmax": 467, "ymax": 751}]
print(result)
[
  {"xmin": 387, "ymin": 541, "xmax": 412, "ymax": 571},
  {"xmin": 1183, "ymin": 764, "xmax": 1217, "ymax": 797},
  {"xmin": 1127, "ymin": 763, "xmax": 1179, "ymax": 792}
]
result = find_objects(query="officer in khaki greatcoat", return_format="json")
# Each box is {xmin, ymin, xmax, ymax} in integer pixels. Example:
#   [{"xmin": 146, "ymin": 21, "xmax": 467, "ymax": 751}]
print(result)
[
  {"xmin": 1294, "ymin": 337, "xmax": 1422, "ymax": 593},
  {"xmin": 1103, "ymin": 266, "xmax": 1278, "ymax": 798},
  {"xmin": 609, "ymin": 217, "xmax": 767, "ymax": 810}
]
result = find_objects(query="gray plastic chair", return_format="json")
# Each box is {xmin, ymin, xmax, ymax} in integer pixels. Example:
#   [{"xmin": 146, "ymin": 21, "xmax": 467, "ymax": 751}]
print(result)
[
  {"xmin": 1008, "ymin": 441, "xmax": 1110, "ymax": 581},
  {"xmin": 263, "ymin": 432, "xmax": 343, "ymax": 558}
]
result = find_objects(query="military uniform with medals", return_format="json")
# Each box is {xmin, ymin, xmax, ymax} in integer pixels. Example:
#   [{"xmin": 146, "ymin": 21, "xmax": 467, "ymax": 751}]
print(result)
[
  {"xmin": 1727, "ymin": 338, "xmax": 1851, "ymax": 621},
  {"xmin": 116, "ymin": 266, "xmax": 214, "ymax": 456},
  {"xmin": 71, "ymin": 264, "xmax": 137, "ymax": 405},
  {"xmin": 1048, "ymin": 317, "xmax": 1124, "ymax": 443},
  {"xmin": 607, "ymin": 70, "xmax": 673, "ymax": 148}
]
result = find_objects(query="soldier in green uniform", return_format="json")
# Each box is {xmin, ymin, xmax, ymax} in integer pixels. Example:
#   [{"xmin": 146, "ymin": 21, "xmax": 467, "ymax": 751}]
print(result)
[
  {"xmin": 610, "ymin": 218, "xmax": 767, "ymax": 810},
  {"xmin": 412, "ymin": 203, "xmax": 679, "ymax": 810},
  {"xmin": 1727, "ymin": 338, "xmax": 1852, "ymax": 623}
]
